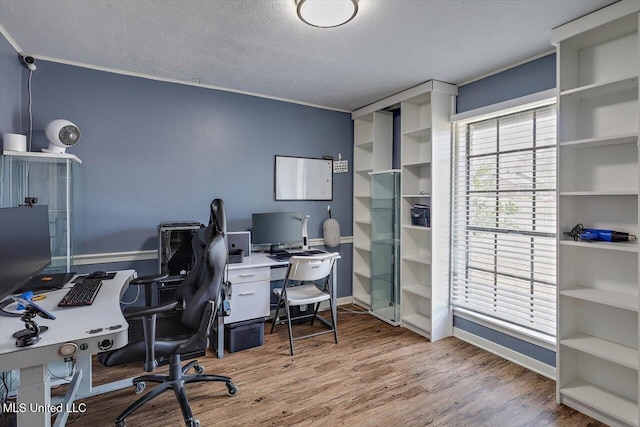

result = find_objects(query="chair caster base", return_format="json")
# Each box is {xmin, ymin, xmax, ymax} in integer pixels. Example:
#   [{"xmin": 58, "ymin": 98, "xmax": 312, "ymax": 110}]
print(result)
[
  {"xmin": 134, "ymin": 381, "xmax": 146, "ymax": 394},
  {"xmin": 115, "ymin": 420, "xmax": 126, "ymax": 427},
  {"xmin": 186, "ymin": 419, "xmax": 200, "ymax": 427},
  {"xmin": 226, "ymin": 381, "xmax": 238, "ymax": 396}
]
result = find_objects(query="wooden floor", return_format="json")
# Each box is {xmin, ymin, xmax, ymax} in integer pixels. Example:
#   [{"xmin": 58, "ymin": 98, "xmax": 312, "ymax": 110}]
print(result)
[{"xmin": 60, "ymin": 307, "xmax": 602, "ymax": 427}]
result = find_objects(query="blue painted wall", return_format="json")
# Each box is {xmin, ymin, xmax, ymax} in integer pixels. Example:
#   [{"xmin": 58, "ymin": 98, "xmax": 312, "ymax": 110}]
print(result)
[
  {"xmin": 14, "ymin": 56, "xmax": 354, "ymax": 296},
  {"xmin": 456, "ymin": 53, "xmax": 556, "ymax": 113},
  {"xmin": 27, "ymin": 61, "xmax": 353, "ymax": 253},
  {"xmin": 453, "ymin": 317, "xmax": 556, "ymax": 367},
  {"xmin": 454, "ymin": 53, "xmax": 557, "ymax": 367},
  {"xmin": 0, "ymin": 33, "xmax": 22, "ymax": 136}
]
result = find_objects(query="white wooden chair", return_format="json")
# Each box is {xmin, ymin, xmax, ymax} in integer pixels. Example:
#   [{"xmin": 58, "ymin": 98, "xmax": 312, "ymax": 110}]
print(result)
[{"xmin": 270, "ymin": 253, "xmax": 339, "ymax": 355}]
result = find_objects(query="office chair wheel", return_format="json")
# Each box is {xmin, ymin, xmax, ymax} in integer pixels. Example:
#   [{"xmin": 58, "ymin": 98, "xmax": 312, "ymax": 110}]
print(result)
[
  {"xmin": 194, "ymin": 363, "xmax": 205, "ymax": 374},
  {"xmin": 186, "ymin": 419, "xmax": 200, "ymax": 427},
  {"xmin": 226, "ymin": 382, "xmax": 238, "ymax": 396},
  {"xmin": 134, "ymin": 381, "xmax": 146, "ymax": 394},
  {"xmin": 115, "ymin": 420, "xmax": 126, "ymax": 427}
]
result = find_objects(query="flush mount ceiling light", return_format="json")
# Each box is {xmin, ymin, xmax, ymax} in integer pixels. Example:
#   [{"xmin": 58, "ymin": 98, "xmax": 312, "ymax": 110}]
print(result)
[{"xmin": 296, "ymin": 0, "xmax": 358, "ymax": 28}]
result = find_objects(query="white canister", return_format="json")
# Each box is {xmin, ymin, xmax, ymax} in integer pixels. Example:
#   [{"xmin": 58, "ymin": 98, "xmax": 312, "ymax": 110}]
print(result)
[{"xmin": 2, "ymin": 133, "xmax": 27, "ymax": 152}]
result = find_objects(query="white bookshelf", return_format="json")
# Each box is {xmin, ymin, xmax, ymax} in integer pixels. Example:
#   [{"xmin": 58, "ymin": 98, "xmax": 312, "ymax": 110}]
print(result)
[
  {"xmin": 552, "ymin": 2, "xmax": 640, "ymax": 425},
  {"xmin": 561, "ymin": 379, "xmax": 638, "ymax": 427},
  {"xmin": 351, "ymin": 81, "xmax": 456, "ymax": 339},
  {"xmin": 561, "ymin": 333, "xmax": 639, "ymax": 370},
  {"xmin": 560, "ymin": 287, "xmax": 639, "ymax": 311},
  {"xmin": 352, "ymin": 111, "xmax": 393, "ymax": 309},
  {"xmin": 399, "ymin": 85, "xmax": 456, "ymax": 341},
  {"xmin": 560, "ymin": 133, "xmax": 638, "ymax": 149},
  {"xmin": 559, "ymin": 239, "xmax": 639, "ymax": 253}
]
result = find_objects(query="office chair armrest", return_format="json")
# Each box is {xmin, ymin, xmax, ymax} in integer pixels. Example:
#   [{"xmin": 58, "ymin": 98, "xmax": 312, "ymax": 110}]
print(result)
[
  {"xmin": 124, "ymin": 300, "xmax": 180, "ymax": 372},
  {"xmin": 129, "ymin": 273, "xmax": 171, "ymax": 307},
  {"xmin": 130, "ymin": 273, "xmax": 170, "ymax": 286},
  {"xmin": 123, "ymin": 301, "xmax": 178, "ymax": 320}
]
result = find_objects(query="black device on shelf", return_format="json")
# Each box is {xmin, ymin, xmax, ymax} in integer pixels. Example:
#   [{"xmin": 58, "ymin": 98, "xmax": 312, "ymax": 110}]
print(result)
[
  {"xmin": 58, "ymin": 278, "xmax": 103, "ymax": 307},
  {"xmin": 411, "ymin": 204, "xmax": 430, "ymax": 227}
]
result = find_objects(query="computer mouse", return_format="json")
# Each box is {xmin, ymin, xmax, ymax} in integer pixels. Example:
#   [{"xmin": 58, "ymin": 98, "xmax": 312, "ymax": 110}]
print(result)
[{"xmin": 88, "ymin": 271, "xmax": 108, "ymax": 279}]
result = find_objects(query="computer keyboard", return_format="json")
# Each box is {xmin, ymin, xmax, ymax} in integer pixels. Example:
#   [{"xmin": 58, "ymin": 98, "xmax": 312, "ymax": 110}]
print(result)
[
  {"xmin": 269, "ymin": 252, "xmax": 292, "ymax": 261},
  {"xmin": 268, "ymin": 249, "xmax": 328, "ymax": 261},
  {"xmin": 58, "ymin": 278, "xmax": 103, "ymax": 307}
]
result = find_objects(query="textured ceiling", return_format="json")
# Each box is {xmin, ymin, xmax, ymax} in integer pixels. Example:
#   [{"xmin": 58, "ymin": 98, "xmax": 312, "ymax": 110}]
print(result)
[{"xmin": 0, "ymin": 0, "xmax": 616, "ymax": 111}]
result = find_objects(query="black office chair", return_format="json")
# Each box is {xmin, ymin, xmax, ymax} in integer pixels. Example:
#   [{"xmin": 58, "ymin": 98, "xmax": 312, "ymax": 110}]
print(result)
[{"xmin": 98, "ymin": 199, "xmax": 237, "ymax": 427}]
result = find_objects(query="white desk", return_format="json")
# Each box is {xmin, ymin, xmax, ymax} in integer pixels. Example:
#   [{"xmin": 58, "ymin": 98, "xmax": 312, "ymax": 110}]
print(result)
[
  {"xmin": 0, "ymin": 270, "xmax": 135, "ymax": 427},
  {"xmin": 215, "ymin": 252, "xmax": 339, "ymax": 358}
]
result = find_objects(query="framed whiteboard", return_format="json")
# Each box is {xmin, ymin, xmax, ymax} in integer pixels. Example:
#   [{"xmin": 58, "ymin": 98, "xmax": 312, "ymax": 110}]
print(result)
[{"xmin": 274, "ymin": 155, "xmax": 333, "ymax": 201}]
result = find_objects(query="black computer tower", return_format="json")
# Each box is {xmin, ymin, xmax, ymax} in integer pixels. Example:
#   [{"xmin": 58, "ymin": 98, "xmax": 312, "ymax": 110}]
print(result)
[{"xmin": 157, "ymin": 221, "xmax": 202, "ymax": 304}]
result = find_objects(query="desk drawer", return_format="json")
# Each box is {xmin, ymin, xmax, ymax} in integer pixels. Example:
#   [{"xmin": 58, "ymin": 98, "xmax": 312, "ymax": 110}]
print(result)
[
  {"xmin": 227, "ymin": 267, "xmax": 270, "ymax": 284},
  {"xmin": 225, "ymin": 280, "xmax": 270, "ymax": 324}
]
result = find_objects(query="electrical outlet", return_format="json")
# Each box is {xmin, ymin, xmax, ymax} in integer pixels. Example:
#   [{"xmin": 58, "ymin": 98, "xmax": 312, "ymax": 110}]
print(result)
[{"xmin": 333, "ymin": 160, "xmax": 348, "ymax": 173}]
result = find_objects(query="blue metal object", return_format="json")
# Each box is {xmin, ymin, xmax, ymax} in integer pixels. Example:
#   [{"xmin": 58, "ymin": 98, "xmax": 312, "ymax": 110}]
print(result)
[
  {"xmin": 564, "ymin": 223, "xmax": 637, "ymax": 242},
  {"xmin": 16, "ymin": 291, "xmax": 34, "ymax": 310}
]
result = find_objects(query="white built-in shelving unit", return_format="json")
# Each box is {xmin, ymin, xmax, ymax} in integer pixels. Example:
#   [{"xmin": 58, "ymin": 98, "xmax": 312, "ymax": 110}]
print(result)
[
  {"xmin": 552, "ymin": 1, "xmax": 640, "ymax": 425},
  {"xmin": 352, "ymin": 111, "xmax": 393, "ymax": 308},
  {"xmin": 400, "ymin": 87, "xmax": 456, "ymax": 340},
  {"xmin": 351, "ymin": 81, "xmax": 457, "ymax": 341}
]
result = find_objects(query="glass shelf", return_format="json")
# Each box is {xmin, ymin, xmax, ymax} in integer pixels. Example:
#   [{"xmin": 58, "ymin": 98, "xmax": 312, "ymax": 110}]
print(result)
[{"xmin": 2, "ymin": 150, "xmax": 81, "ymax": 273}]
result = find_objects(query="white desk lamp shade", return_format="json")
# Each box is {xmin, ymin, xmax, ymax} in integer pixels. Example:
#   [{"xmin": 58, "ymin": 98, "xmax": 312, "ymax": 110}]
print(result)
[
  {"xmin": 43, "ymin": 119, "xmax": 81, "ymax": 154},
  {"xmin": 2, "ymin": 133, "xmax": 27, "ymax": 152}
]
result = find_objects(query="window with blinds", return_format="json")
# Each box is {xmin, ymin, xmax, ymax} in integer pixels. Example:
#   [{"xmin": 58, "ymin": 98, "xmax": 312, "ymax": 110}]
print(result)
[{"xmin": 451, "ymin": 103, "xmax": 557, "ymax": 337}]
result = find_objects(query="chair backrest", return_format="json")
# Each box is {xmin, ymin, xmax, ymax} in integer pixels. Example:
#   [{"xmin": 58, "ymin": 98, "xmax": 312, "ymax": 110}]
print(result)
[
  {"xmin": 176, "ymin": 199, "xmax": 228, "ymax": 330},
  {"xmin": 286, "ymin": 253, "xmax": 338, "ymax": 283}
]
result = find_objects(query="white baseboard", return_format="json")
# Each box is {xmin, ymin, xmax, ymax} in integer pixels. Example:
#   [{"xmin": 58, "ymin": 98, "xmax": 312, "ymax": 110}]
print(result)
[{"xmin": 453, "ymin": 327, "xmax": 556, "ymax": 380}]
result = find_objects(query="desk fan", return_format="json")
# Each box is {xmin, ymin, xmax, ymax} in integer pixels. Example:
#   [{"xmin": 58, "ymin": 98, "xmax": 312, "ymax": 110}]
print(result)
[{"xmin": 42, "ymin": 119, "xmax": 81, "ymax": 153}]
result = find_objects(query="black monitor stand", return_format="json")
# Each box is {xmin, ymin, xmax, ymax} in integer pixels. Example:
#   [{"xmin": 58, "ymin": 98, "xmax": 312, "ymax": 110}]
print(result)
[{"xmin": 268, "ymin": 244, "xmax": 287, "ymax": 254}]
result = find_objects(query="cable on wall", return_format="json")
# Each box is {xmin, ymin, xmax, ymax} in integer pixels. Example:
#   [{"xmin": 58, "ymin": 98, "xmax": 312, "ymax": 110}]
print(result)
[{"xmin": 27, "ymin": 69, "xmax": 34, "ymax": 151}]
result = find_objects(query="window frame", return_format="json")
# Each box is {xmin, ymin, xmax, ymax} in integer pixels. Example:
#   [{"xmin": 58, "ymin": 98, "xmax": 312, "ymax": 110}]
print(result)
[{"xmin": 451, "ymin": 98, "xmax": 557, "ymax": 340}]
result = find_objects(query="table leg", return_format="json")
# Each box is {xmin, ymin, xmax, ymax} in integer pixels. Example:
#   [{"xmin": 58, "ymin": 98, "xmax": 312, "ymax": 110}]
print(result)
[
  {"xmin": 332, "ymin": 259, "xmax": 338, "ymax": 327},
  {"xmin": 17, "ymin": 364, "xmax": 51, "ymax": 427},
  {"xmin": 216, "ymin": 314, "xmax": 224, "ymax": 358}
]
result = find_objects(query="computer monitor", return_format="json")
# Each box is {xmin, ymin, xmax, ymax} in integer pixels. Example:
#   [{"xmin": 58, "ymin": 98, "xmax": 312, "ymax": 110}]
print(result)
[
  {"xmin": 0, "ymin": 206, "xmax": 52, "ymax": 302},
  {"xmin": 252, "ymin": 211, "xmax": 302, "ymax": 251}
]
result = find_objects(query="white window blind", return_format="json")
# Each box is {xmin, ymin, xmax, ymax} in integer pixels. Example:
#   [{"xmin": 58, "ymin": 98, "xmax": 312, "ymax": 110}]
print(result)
[{"xmin": 451, "ymin": 103, "xmax": 557, "ymax": 337}]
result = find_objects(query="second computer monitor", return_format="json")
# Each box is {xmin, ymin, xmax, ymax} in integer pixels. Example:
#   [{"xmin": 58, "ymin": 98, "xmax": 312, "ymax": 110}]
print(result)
[
  {"xmin": 252, "ymin": 211, "xmax": 302, "ymax": 251},
  {"xmin": 0, "ymin": 205, "xmax": 52, "ymax": 301}
]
